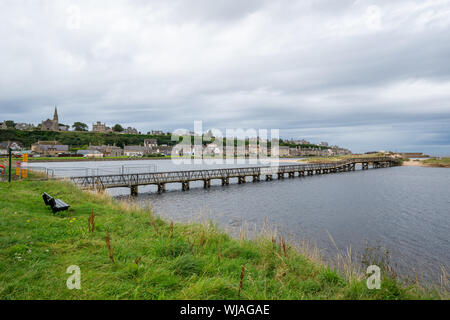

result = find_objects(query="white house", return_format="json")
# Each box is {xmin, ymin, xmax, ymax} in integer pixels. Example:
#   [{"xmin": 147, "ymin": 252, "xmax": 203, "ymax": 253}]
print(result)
[{"xmin": 77, "ymin": 150, "xmax": 104, "ymax": 158}]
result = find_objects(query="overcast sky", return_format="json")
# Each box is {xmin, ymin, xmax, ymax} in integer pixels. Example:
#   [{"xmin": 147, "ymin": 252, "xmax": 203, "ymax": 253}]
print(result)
[{"xmin": 1, "ymin": 0, "xmax": 449, "ymax": 154}]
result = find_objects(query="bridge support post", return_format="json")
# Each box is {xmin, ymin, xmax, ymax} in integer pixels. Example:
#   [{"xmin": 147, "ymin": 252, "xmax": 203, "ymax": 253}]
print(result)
[
  {"xmin": 278, "ymin": 173, "xmax": 284, "ymax": 179},
  {"xmin": 362, "ymin": 163, "xmax": 369, "ymax": 170},
  {"xmin": 203, "ymin": 179, "xmax": 211, "ymax": 188},
  {"xmin": 157, "ymin": 183, "xmax": 166, "ymax": 193},
  {"xmin": 182, "ymin": 181, "xmax": 190, "ymax": 191},
  {"xmin": 265, "ymin": 175, "xmax": 273, "ymax": 181},
  {"xmin": 130, "ymin": 185, "xmax": 138, "ymax": 196},
  {"xmin": 288, "ymin": 172, "xmax": 294, "ymax": 178},
  {"xmin": 253, "ymin": 175, "xmax": 260, "ymax": 182},
  {"xmin": 222, "ymin": 177, "xmax": 229, "ymax": 186},
  {"xmin": 238, "ymin": 176, "xmax": 246, "ymax": 184},
  {"xmin": 299, "ymin": 171, "xmax": 304, "ymax": 177}
]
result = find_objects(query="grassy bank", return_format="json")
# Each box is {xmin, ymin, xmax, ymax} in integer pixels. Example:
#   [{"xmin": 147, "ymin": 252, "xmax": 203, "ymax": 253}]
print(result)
[
  {"xmin": 0, "ymin": 128, "xmax": 175, "ymax": 149},
  {"xmin": 299, "ymin": 153, "xmax": 386, "ymax": 163},
  {"xmin": 422, "ymin": 158, "xmax": 450, "ymax": 168},
  {"xmin": 0, "ymin": 179, "xmax": 444, "ymax": 299}
]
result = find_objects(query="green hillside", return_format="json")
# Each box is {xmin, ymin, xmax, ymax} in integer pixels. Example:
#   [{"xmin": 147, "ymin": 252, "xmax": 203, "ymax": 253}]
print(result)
[{"xmin": 0, "ymin": 129, "xmax": 175, "ymax": 149}]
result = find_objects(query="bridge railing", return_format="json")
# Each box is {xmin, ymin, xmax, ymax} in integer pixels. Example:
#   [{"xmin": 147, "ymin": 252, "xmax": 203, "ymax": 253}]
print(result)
[{"xmin": 69, "ymin": 156, "xmax": 397, "ymax": 188}]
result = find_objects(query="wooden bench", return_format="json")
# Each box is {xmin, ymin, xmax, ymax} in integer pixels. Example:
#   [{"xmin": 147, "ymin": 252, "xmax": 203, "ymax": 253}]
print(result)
[{"xmin": 42, "ymin": 192, "xmax": 70, "ymax": 214}]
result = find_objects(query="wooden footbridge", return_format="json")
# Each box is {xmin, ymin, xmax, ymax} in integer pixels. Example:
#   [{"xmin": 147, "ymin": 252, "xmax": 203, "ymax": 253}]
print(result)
[{"xmin": 69, "ymin": 157, "xmax": 399, "ymax": 195}]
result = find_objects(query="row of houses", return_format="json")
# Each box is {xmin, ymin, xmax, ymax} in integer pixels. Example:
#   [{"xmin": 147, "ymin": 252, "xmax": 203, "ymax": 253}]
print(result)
[
  {"xmin": 0, "ymin": 121, "xmax": 35, "ymax": 131},
  {"xmin": 283, "ymin": 146, "xmax": 352, "ymax": 157},
  {"xmin": 2, "ymin": 138, "xmax": 352, "ymax": 158},
  {"xmin": 27, "ymin": 139, "xmax": 171, "ymax": 157},
  {"xmin": 91, "ymin": 123, "xmax": 167, "ymax": 135},
  {"xmin": 173, "ymin": 144, "xmax": 352, "ymax": 158},
  {"xmin": 91, "ymin": 121, "xmax": 139, "ymax": 134}
]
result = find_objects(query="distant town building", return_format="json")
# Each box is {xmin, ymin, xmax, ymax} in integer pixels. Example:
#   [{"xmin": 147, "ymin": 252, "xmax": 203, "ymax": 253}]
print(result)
[
  {"xmin": 89, "ymin": 145, "xmax": 123, "ymax": 157},
  {"xmin": 92, "ymin": 121, "xmax": 112, "ymax": 133},
  {"xmin": 205, "ymin": 143, "xmax": 222, "ymax": 156},
  {"xmin": 331, "ymin": 146, "xmax": 352, "ymax": 156},
  {"xmin": 398, "ymin": 152, "xmax": 430, "ymax": 158},
  {"xmin": 15, "ymin": 123, "xmax": 35, "ymax": 131},
  {"xmin": 289, "ymin": 139, "xmax": 311, "ymax": 145},
  {"xmin": 144, "ymin": 139, "xmax": 158, "ymax": 148},
  {"xmin": 172, "ymin": 143, "xmax": 198, "ymax": 156},
  {"xmin": 248, "ymin": 144, "xmax": 259, "ymax": 155},
  {"xmin": 31, "ymin": 141, "xmax": 69, "ymax": 156},
  {"xmin": 152, "ymin": 145, "xmax": 173, "ymax": 156},
  {"xmin": 123, "ymin": 127, "xmax": 138, "ymax": 134},
  {"xmin": 41, "ymin": 107, "xmax": 61, "ymax": 131},
  {"xmin": 0, "ymin": 143, "xmax": 8, "ymax": 155},
  {"xmin": 0, "ymin": 141, "xmax": 24, "ymax": 154},
  {"xmin": 124, "ymin": 145, "xmax": 150, "ymax": 157},
  {"xmin": 289, "ymin": 148, "xmax": 300, "ymax": 157},
  {"xmin": 319, "ymin": 142, "xmax": 329, "ymax": 147},
  {"xmin": 76, "ymin": 149, "xmax": 104, "ymax": 158},
  {"xmin": 278, "ymin": 146, "xmax": 291, "ymax": 157},
  {"xmin": 0, "ymin": 121, "xmax": 8, "ymax": 130}
]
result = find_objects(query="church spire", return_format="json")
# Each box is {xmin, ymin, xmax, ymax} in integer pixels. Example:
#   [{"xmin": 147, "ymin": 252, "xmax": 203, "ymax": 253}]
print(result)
[{"xmin": 53, "ymin": 106, "xmax": 58, "ymax": 122}]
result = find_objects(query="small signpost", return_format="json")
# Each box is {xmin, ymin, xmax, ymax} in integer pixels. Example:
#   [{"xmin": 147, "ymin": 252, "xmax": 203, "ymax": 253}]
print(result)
[
  {"xmin": 16, "ymin": 161, "xmax": 21, "ymax": 177},
  {"xmin": 8, "ymin": 148, "xmax": 12, "ymax": 183},
  {"xmin": 22, "ymin": 153, "xmax": 28, "ymax": 178}
]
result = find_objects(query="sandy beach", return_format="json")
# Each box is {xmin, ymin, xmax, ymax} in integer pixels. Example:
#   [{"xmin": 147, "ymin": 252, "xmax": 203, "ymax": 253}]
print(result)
[{"xmin": 403, "ymin": 160, "xmax": 427, "ymax": 167}]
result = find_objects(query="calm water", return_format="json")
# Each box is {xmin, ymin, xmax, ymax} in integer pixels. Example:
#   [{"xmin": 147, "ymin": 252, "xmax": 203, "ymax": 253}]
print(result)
[{"xmin": 29, "ymin": 160, "xmax": 450, "ymax": 283}]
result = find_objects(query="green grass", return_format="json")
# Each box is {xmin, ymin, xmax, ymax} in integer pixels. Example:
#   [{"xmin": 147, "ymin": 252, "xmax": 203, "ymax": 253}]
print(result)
[
  {"xmin": 0, "ymin": 179, "xmax": 444, "ymax": 299},
  {"xmin": 422, "ymin": 158, "xmax": 450, "ymax": 167}
]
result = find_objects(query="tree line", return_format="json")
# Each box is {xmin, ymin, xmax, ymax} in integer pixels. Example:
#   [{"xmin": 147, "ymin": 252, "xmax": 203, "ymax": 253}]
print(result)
[{"xmin": 0, "ymin": 129, "xmax": 175, "ymax": 149}]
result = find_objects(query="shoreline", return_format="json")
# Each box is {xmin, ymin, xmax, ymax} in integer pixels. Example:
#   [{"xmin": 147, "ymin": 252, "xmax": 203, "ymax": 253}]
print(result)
[
  {"xmin": 402, "ymin": 160, "xmax": 450, "ymax": 168},
  {"xmin": 24, "ymin": 157, "xmax": 450, "ymax": 168}
]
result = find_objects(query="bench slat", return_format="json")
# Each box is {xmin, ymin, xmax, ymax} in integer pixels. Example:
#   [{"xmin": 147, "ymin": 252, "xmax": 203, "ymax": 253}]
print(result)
[{"xmin": 55, "ymin": 199, "xmax": 69, "ymax": 208}]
